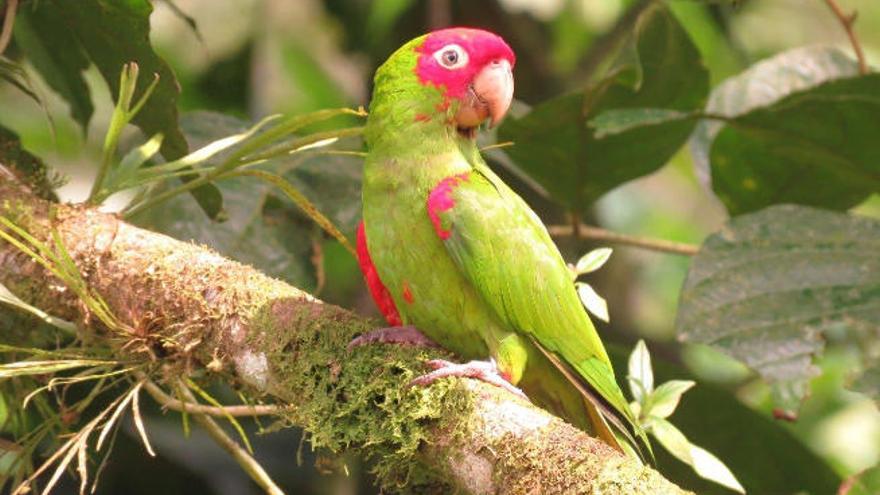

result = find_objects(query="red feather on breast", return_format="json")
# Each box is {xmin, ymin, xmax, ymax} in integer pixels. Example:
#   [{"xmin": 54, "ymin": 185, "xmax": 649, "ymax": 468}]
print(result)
[{"xmin": 356, "ymin": 222, "xmax": 402, "ymax": 326}]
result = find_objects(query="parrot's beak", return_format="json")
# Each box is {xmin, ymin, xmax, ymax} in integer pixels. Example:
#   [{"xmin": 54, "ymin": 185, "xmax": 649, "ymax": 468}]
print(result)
[{"xmin": 455, "ymin": 59, "xmax": 513, "ymax": 129}]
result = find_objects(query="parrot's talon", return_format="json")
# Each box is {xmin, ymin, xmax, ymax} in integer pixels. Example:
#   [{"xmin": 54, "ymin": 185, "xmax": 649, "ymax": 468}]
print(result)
[
  {"xmin": 347, "ymin": 325, "xmax": 440, "ymax": 351},
  {"xmin": 409, "ymin": 359, "xmax": 529, "ymax": 400}
]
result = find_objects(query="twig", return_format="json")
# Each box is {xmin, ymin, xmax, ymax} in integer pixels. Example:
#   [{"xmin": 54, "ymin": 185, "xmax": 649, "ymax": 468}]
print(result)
[
  {"xmin": 0, "ymin": 0, "xmax": 19, "ymax": 55},
  {"xmin": 548, "ymin": 223, "xmax": 699, "ymax": 256},
  {"xmin": 822, "ymin": 0, "xmax": 868, "ymax": 74},
  {"xmin": 140, "ymin": 375, "xmax": 288, "ymax": 417},
  {"xmin": 176, "ymin": 381, "xmax": 285, "ymax": 495}
]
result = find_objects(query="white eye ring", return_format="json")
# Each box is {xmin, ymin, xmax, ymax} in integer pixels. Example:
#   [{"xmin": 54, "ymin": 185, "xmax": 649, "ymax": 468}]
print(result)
[{"xmin": 433, "ymin": 44, "xmax": 468, "ymax": 70}]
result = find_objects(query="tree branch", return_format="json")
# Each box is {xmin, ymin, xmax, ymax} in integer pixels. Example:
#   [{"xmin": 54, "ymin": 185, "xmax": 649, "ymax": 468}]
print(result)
[
  {"xmin": 548, "ymin": 223, "xmax": 700, "ymax": 256},
  {"xmin": 822, "ymin": 0, "xmax": 869, "ymax": 74},
  {"xmin": 0, "ymin": 166, "xmax": 690, "ymax": 494}
]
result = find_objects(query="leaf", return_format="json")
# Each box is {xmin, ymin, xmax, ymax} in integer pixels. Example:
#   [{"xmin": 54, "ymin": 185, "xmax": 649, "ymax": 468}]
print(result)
[
  {"xmin": 710, "ymin": 74, "xmax": 880, "ymax": 214},
  {"xmin": 588, "ymin": 108, "xmax": 692, "ymax": 138},
  {"xmin": 628, "ymin": 339, "xmax": 653, "ymax": 403},
  {"xmin": 40, "ymin": 0, "xmax": 222, "ymax": 217},
  {"xmin": 648, "ymin": 380, "xmax": 695, "ymax": 419},
  {"xmin": 609, "ymin": 344, "xmax": 842, "ymax": 494},
  {"xmin": 687, "ymin": 46, "xmax": 871, "ymax": 214},
  {"xmin": 574, "ymin": 247, "xmax": 613, "ymax": 275},
  {"xmin": 13, "ymin": 5, "xmax": 94, "ymax": 130},
  {"xmin": 43, "ymin": 0, "xmax": 185, "ymax": 159},
  {"xmin": 650, "ymin": 416, "xmax": 693, "ymax": 464},
  {"xmin": 575, "ymin": 282, "xmax": 609, "ymax": 323},
  {"xmin": 689, "ymin": 444, "xmax": 745, "ymax": 494},
  {"xmin": 498, "ymin": 5, "xmax": 709, "ymax": 210},
  {"xmin": 676, "ymin": 205, "xmax": 880, "ymax": 412},
  {"xmin": 0, "ymin": 360, "xmax": 114, "ymax": 378}
]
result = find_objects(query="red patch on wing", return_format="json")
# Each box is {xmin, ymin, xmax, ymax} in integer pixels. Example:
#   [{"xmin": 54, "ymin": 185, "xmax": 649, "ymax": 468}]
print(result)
[
  {"xmin": 414, "ymin": 113, "xmax": 431, "ymax": 122},
  {"xmin": 402, "ymin": 281, "xmax": 415, "ymax": 304},
  {"xmin": 427, "ymin": 172, "xmax": 470, "ymax": 240},
  {"xmin": 356, "ymin": 222, "xmax": 402, "ymax": 326},
  {"xmin": 414, "ymin": 28, "xmax": 515, "ymax": 100}
]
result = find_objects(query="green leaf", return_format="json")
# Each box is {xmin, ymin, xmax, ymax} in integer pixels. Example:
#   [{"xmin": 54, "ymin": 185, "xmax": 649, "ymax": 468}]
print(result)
[
  {"xmin": 0, "ymin": 360, "xmax": 115, "ymax": 378},
  {"xmin": 575, "ymin": 282, "xmax": 609, "ymax": 323},
  {"xmin": 689, "ymin": 444, "xmax": 745, "ymax": 494},
  {"xmin": 688, "ymin": 46, "xmax": 871, "ymax": 214},
  {"xmin": 498, "ymin": 5, "xmax": 708, "ymax": 210},
  {"xmin": 648, "ymin": 380, "xmax": 695, "ymax": 419},
  {"xmin": 610, "ymin": 344, "xmax": 842, "ymax": 494},
  {"xmin": 710, "ymin": 75, "xmax": 880, "ymax": 214},
  {"xmin": 588, "ymin": 108, "xmax": 692, "ymax": 138},
  {"xmin": 676, "ymin": 205, "xmax": 880, "ymax": 411},
  {"xmin": 43, "ymin": 0, "xmax": 184, "ymax": 159},
  {"xmin": 574, "ymin": 247, "xmax": 613, "ymax": 275},
  {"xmin": 13, "ymin": 5, "xmax": 94, "ymax": 130},
  {"xmin": 628, "ymin": 339, "xmax": 653, "ymax": 403},
  {"xmin": 650, "ymin": 416, "xmax": 693, "ymax": 464},
  {"xmin": 40, "ymin": 0, "xmax": 222, "ymax": 217}
]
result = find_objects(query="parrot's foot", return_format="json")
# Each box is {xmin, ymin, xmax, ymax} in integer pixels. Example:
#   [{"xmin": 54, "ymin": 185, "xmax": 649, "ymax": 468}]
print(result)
[
  {"xmin": 410, "ymin": 359, "xmax": 528, "ymax": 400},
  {"xmin": 347, "ymin": 325, "xmax": 440, "ymax": 351}
]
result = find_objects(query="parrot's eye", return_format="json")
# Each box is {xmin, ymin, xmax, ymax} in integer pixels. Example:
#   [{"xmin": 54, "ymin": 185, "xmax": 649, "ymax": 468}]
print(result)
[{"xmin": 433, "ymin": 44, "xmax": 468, "ymax": 70}]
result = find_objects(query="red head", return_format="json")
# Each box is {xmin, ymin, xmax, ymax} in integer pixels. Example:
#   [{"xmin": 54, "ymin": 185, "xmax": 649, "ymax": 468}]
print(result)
[{"xmin": 414, "ymin": 28, "xmax": 516, "ymax": 128}]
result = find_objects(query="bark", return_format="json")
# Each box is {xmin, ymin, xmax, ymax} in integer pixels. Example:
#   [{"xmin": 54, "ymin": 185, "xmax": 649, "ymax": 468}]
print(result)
[{"xmin": 0, "ymin": 166, "xmax": 690, "ymax": 494}]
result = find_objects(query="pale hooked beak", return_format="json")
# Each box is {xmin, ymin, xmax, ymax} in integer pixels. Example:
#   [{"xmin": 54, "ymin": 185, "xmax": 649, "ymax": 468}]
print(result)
[{"xmin": 455, "ymin": 59, "xmax": 514, "ymax": 129}]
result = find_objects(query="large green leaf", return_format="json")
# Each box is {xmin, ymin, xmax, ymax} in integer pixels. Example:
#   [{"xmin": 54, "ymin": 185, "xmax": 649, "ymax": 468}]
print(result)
[
  {"xmin": 676, "ymin": 205, "xmax": 880, "ymax": 411},
  {"xmin": 687, "ymin": 46, "xmax": 872, "ymax": 215},
  {"xmin": 610, "ymin": 345, "xmax": 841, "ymax": 495},
  {"xmin": 709, "ymin": 75, "xmax": 880, "ymax": 214},
  {"xmin": 40, "ymin": 0, "xmax": 222, "ymax": 217},
  {"xmin": 44, "ymin": 0, "xmax": 185, "ymax": 159},
  {"xmin": 498, "ymin": 5, "xmax": 708, "ymax": 211},
  {"xmin": 13, "ymin": 5, "xmax": 93, "ymax": 131}
]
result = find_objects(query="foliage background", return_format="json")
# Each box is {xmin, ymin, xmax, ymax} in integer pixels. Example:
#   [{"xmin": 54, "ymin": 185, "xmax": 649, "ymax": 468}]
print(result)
[{"xmin": 1, "ymin": 0, "xmax": 879, "ymax": 493}]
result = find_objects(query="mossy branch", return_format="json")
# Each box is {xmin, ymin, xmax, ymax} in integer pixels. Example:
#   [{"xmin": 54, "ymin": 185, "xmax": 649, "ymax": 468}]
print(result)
[{"xmin": 0, "ymin": 168, "xmax": 690, "ymax": 494}]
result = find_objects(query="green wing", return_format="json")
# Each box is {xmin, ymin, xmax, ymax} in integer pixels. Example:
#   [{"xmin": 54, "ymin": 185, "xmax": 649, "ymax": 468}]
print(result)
[{"xmin": 431, "ymin": 160, "xmax": 643, "ymax": 446}]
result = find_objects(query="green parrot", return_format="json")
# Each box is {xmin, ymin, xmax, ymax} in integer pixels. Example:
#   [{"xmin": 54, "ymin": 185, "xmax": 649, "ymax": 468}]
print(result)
[{"xmin": 353, "ymin": 27, "xmax": 647, "ymax": 456}]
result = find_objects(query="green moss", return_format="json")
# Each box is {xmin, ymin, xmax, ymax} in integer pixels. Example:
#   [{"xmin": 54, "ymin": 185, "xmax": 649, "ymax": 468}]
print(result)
[{"xmin": 251, "ymin": 298, "xmax": 475, "ymax": 492}]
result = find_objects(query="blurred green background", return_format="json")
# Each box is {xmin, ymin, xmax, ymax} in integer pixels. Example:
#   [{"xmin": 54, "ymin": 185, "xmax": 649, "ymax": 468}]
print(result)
[{"xmin": 1, "ymin": 0, "xmax": 879, "ymax": 493}]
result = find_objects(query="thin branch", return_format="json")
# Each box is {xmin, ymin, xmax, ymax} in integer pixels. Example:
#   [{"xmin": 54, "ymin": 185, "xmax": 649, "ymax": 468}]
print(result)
[
  {"xmin": 140, "ymin": 375, "xmax": 288, "ymax": 417},
  {"xmin": 822, "ymin": 0, "xmax": 868, "ymax": 74},
  {"xmin": 176, "ymin": 381, "xmax": 285, "ymax": 495},
  {"xmin": 548, "ymin": 223, "xmax": 699, "ymax": 256},
  {"xmin": 0, "ymin": 0, "xmax": 18, "ymax": 55}
]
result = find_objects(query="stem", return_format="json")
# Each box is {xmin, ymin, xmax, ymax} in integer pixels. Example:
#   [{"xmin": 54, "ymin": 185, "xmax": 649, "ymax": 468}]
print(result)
[
  {"xmin": 141, "ymin": 378, "xmax": 288, "ymax": 417},
  {"xmin": 177, "ymin": 381, "xmax": 285, "ymax": 495},
  {"xmin": 548, "ymin": 223, "xmax": 699, "ymax": 256},
  {"xmin": 0, "ymin": 0, "xmax": 17, "ymax": 55},
  {"xmin": 822, "ymin": 0, "xmax": 868, "ymax": 74}
]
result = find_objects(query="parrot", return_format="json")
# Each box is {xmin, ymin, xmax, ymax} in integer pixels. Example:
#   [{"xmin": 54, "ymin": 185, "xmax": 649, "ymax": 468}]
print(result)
[{"xmin": 352, "ymin": 27, "xmax": 648, "ymax": 457}]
